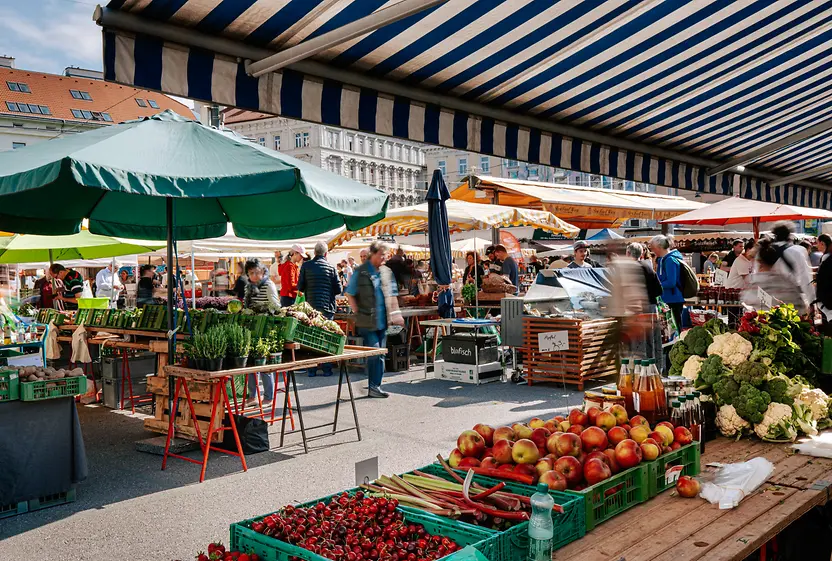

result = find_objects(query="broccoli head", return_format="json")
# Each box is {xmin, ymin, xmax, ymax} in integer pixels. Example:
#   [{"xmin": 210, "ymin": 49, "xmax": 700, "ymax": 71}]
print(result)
[
  {"xmin": 697, "ymin": 355, "xmax": 727, "ymax": 387},
  {"xmin": 763, "ymin": 375, "xmax": 792, "ymax": 404},
  {"xmin": 712, "ymin": 375, "xmax": 740, "ymax": 406},
  {"xmin": 704, "ymin": 318, "xmax": 728, "ymax": 336},
  {"xmin": 733, "ymin": 361, "xmax": 768, "ymax": 386},
  {"xmin": 733, "ymin": 382, "xmax": 771, "ymax": 424},
  {"xmin": 669, "ymin": 339, "xmax": 692, "ymax": 371},
  {"xmin": 684, "ymin": 326, "xmax": 714, "ymax": 356}
]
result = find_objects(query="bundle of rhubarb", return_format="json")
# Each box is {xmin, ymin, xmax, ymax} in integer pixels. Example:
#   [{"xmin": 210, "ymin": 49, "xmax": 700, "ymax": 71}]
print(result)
[{"xmin": 361, "ymin": 458, "xmax": 563, "ymax": 530}]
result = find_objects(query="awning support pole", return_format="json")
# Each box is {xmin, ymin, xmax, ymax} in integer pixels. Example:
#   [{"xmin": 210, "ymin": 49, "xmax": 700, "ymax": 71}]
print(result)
[{"xmin": 166, "ymin": 198, "xmax": 177, "ymax": 442}]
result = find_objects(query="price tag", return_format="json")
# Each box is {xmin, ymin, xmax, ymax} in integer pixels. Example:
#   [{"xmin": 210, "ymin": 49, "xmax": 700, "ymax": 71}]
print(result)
[
  {"xmin": 712, "ymin": 269, "xmax": 728, "ymax": 286},
  {"xmin": 757, "ymin": 287, "xmax": 773, "ymax": 310},
  {"xmin": 355, "ymin": 457, "xmax": 378, "ymax": 486},
  {"xmin": 538, "ymin": 331, "xmax": 569, "ymax": 353},
  {"xmin": 632, "ymin": 392, "xmax": 640, "ymax": 413},
  {"xmin": 665, "ymin": 465, "xmax": 684, "ymax": 486}
]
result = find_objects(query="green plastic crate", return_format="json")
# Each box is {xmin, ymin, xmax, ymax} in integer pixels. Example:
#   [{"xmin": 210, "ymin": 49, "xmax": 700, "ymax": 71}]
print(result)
[
  {"xmin": 0, "ymin": 369, "xmax": 20, "ymax": 401},
  {"xmin": 295, "ymin": 323, "xmax": 346, "ymax": 355},
  {"xmin": 645, "ymin": 442, "xmax": 701, "ymax": 497},
  {"xmin": 20, "ymin": 375, "xmax": 87, "ymax": 401},
  {"xmin": 74, "ymin": 308, "xmax": 91, "ymax": 326},
  {"xmin": 266, "ymin": 316, "xmax": 299, "ymax": 341},
  {"xmin": 28, "ymin": 488, "xmax": 76, "ymax": 511},
  {"xmin": 36, "ymin": 308, "xmax": 67, "ymax": 326},
  {"xmin": 230, "ymin": 498, "xmax": 493, "ymax": 561},
  {"xmin": 137, "ymin": 304, "xmax": 167, "ymax": 330},
  {"xmin": 88, "ymin": 308, "xmax": 109, "ymax": 327},
  {"xmin": 0, "ymin": 500, "xmax": 27, "ymax": 519}
]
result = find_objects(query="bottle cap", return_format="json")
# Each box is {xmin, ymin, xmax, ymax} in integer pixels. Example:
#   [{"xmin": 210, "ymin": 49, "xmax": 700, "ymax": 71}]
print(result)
[
  {"xmin": 678, "ymin": 396, "xmax": 686, "ymax": 403},
  {"xmin": 621, "ymin": 358, "xmax": 629, "ymax": 364},
  {"xmin": 693, "ymin": 391, "xmax": 701, "ymax": 397},
  {"xmin": 672, "ymin": 401, "xmax": 681, "ymax": 408},
  {"xmin": 536, "ymin": 482, "xmax": 549, "ymax": 494}
]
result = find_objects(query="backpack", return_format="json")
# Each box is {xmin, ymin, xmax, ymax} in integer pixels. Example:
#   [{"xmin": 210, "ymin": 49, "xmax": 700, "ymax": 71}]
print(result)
[{"xmin": 671, "ymin": 254, "xmax": 699, "ymax": 298}]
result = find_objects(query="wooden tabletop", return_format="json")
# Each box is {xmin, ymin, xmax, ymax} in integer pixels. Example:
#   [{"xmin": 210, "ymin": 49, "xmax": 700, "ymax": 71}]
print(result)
[
  {"xmin": 56, "ymin": 324, "xmax": 187, "ymax": 339},
  {"xmin": 555, "ymin": 437, "xmax": 832, "ymax": 561}
]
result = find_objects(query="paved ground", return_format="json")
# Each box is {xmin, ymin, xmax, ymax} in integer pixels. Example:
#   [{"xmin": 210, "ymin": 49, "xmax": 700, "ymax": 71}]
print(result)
[{"xmin": 0, "ymin": 366, "xmax": 592, "ymax": 561}]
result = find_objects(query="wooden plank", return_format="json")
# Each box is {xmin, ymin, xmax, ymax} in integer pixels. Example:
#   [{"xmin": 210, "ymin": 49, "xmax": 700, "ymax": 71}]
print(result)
[
  {"xmin": 146, "ymin": 376, "xmax": 214, "ymax": 401},
  {"xmin": 768, "ymin": 454, "xmax": 832, "ymax": 490},
  {"xmin": 144, "ymin": 418, "xmax": 221, "ymax": 443}
]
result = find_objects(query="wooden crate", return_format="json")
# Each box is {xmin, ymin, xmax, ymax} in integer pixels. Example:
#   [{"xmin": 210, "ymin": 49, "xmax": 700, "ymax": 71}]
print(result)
[
  {"xmin": 522, "ymin": 316, "xmax": 618, "ymax": 389},
  {"xmin": 144, "ymin": 374, "xmax": 224, "ymax": 443}
]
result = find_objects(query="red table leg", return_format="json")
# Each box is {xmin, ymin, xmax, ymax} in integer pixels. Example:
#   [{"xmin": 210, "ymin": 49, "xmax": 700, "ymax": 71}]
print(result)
[
  {"xmin": 199, "ymin": 382, "xmax": 222, "ymax": 483},
  {"xmin": 221, "ymin": 381, "xmax": 247, "ymax": 473},
  {"xmin": 161, "ymin": 377, "xmax": 183, "ymax": 471}
]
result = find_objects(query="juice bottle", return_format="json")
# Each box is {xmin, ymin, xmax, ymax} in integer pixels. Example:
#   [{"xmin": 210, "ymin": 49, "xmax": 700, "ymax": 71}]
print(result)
[
  {"xmin": 649, "ymin": 359, "xmax": 668, "ymax": 420},
  {"xmin": 635, "ymin": 360, "xmax": 657, "ymax": 425},
  {"xmin": 618, "ymin": 358, "xmax": 635, "ymax": 416},
  {"xmin": 670, "ymin": 400, "xmax": 684, "ymax": 427}
]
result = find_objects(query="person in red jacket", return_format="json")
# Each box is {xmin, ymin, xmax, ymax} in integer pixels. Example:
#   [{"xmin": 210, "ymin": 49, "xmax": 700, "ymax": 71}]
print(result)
[{"xmin": 278, "ymin": 244, "xmax": 305, "ymax": 306}]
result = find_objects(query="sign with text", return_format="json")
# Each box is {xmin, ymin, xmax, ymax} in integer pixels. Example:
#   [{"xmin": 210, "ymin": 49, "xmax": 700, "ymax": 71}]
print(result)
[
  {"xmin": 712, "ymin": 269, "xmax": 728, "ymax": 286},
  {"xmin": 355, "ymin": 457, "xmax": 379, "ymax": 486},
  {"xmin": 757, "ymin": 287, "xmax": 773, "ymax": 310},
  {"xmin": 538, "ymin": 331, "xmax": 570, "ymax": 353}
]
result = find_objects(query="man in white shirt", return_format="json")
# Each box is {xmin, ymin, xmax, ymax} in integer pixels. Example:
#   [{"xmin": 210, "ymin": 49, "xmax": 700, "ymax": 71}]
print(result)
[
  {"xmin": 268, "ymin": 250, "xmax": 283, "ymax": 292},
  {"xmin": 95, "ymin": 263, "xmax": 122, "ymax": 299},
  {"xmin": 771, "ymin": 222, "xmax": 814, "ymax": 312},
  {"xmin": 725, "ymin": 240, "xmax": 755, "ymax": 289}
]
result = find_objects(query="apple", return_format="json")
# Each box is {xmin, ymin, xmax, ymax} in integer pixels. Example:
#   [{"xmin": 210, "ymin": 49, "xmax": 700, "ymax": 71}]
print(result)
[
  {"xmin": 544, "ymin": 453, "xmax": 557, "ymax": 461},
  {"xmin": 457, "ymin": 430, "xmax": 486, "ymax": 458},
  {"xmin": 512, "ymin": 439, "xmax": 540, "ymax": 464},
  {"xmin": 528, "ymin": 417, "xmax": 546, "ymax": 429},
  {"xmin": 512, "ymin": 424, "xmax": 534, "ymax": 440},
  {"xmin": 514, "ymin": 463, "xmax": 538, "ymax": 479},
  {"xmin": 585, "ymin": 450, "xmax": 611, "ymax": 469},
  {"xmin": 492, "ymin": 439, "xmax": 515, "ymax": 464},
  {"xmin": 473, "ymin": 423, "xmax": 495, "ymax": 446},
  {"xmin": 670, "ymin": 442, "xmax": 681, "ymax": 451},
  {"xmin": 543, "ymin": 420, "xmax": 559, "ymax": 433},
  {"xmin": 567, "ymin": 424, "xmax": 584, "ymax": 435},
  {"xmin": 586, "ymin": 406, "xmax": 602, "ymax": 426},
  {"xmin": 530, "ymin": 427, "xmax": 551, "ymax": 450},
  {"xmin": 458, "ymin": 457, "xmax": 481, "ymax": 468},
  {"xmin": 553, "ymin": 415, "xmax": 566, "ymax": 423},
  {"xmin": 539, "ymin": 469, "xmax": 567, "ymax": 491},
  {"xmin": 480, "ymin": 457, "xmax": 499, "ymax": 470},
  {"xmin": 653, "ymin": 426, "xmax": 674, "ymax": 447},
  {"xmin": 676, "ymin": 475, "xmax": 701, "ymax": 498},
  {"xmin": 640, "ymin": 440, "xmax": 660, "ymax": 461},
  {"xmin": 629, "ymin": 415, "xmax": 650, "ymax": 429},
  {"xmin": 554, "ymin": 456, "xmax": 583, "ymax": 486},
  {"xmin": 535, "ymin": 457, "xmax": 555, "ymax": 479},
  {"xmin": 614, "ymin": 439, "xmax": 643, "ymax": 469},
  {"xmin": 622, "ymin": 424, "xmax": 632, "ymax": 432},
  {"xmin": 602, "ymin": 448, "xmax": 620, "ymax": 473},
  {"xmin": 546, "ymin": 433, "xmax": 561, "ymax": 455},
  {"xmin": 559, "ymin": 421, "xmax": 572, "ymax": 432},
  {"xmin": 657, "ymin": 421, "xmax": 675, "ymax": 432},
  {"xmin": 498, "ymin": 463, "xmax": 516, "ymax": 473},
  {"xmin": 580, "ymin": 426, "xmax": 609, "ymax": 453},
  {"xmin": 584, "ymin": 457, "xmax": 612, "ymax": 485},
  {"xmin": 448, "ymin": 448, "xmax": 464, "ymax": 468},
  {"xmin": 642, "ymin": 437, "xmax": 660, "ymax": 448},
  {"xmin": 674, "ymin": 426, "xmax": 693, "ymax": 445},
  {"xmin": 568, "ymin": 409, "xmax": 589, "ymax": 427},
  {"xmin": 609, "ymin": 404, "xmax": 629, "ymax": 426},
  {"xmin": 629, "ymin": 424, "xmax": 650, "ymax": 444},
  {"xmin": 554, "ymin": 432, "xmax": 582, "ymax": 457},
  {"xmin": 607, "ymin": 426, "xmax": 629, "ymax": 446},
  {"xmin": 595, "ymin": 411, "xmax": 617, "ymax": 432},
  {"xmin": 662, "ymin": 445, "xmax": 672, "ymax": 455},
  {"xmin": 493, "ymin": 426, "xmax": 515, "ymax": 443},
  {"xmin": 483, "ymin": 447, "xmax": 493, "ymax": 458}
]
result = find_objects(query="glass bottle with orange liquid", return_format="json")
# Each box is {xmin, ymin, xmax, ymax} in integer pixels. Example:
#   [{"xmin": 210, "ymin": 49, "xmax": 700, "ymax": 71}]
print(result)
[{"xmin": 617, "ymin": 358, "xmax": 635, "ymax": 417}]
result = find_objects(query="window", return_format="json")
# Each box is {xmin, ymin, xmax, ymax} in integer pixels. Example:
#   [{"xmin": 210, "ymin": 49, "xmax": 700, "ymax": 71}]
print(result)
[
  {"xmin": 326, "ymin": 131, "xmax": 333, "ymax": 147},
  {"xmin": 507, "ymin": 159, "xmax": 519, "ymax": 168},
  {"xmin": 357, "ymin": 137, "xmax": 363, "ymax": 153},
  {"xmin": 135, "ymin": 98, "xmax": 147, "ymax": 107},
  {"xmin": 39, "ymin": 105, "xmax": 51, "ymax": 115},
  {"xmin": 368, "ymin": 140, "xmax": 374, "ymax": 155},
  {"xmin": 438, "ymin": 160, "xmax": 447, "ymax": 176},
  {"xmin": 458, "ymin": 157, "xmax": 468, "ymax": 175},
  {"xmin": 386, "ymin": 143, "xmax": 392, "ymax": 158},
  {"xmin": 480, "ymin": 156, "xmax": 490, "ymax": 173},
  {"xmin": 274, "ymin": 135, "xmax": 281, "ymax": 150},
  {"xmin": 7, "ymin": 81, "xmax": 30, "ymax": 93},
  {"xmin": 27, "ymin": 104, "xmax": 41, "ymax": 114},
  {"xmin": 101, "ymin": 112, "xmax": 112, "ymax": 122},
  {"xmin": 302, "ymin": 132, "xmax": 310, "ymax": 147},
  {"xmin": 70, "ymin": 89, "xmax": 92, "ymax": 100},
  {"xmin": 6, "ymin": 101, "xmax": 52, "ymax": 115},
  {"xmin": 509, "ymin": 170, "xmax": 518, "ymax": 179},
  {"xmin": 528, "ymin": 166, "xmax": 539, "ymax": 180},
  {"xmin": 258, "ymin": 137, "xmax": 266, "ymax": 146},
  {"xmin": 12, "ymin": 142, "xmax": 25, "ymax": 149},
  {"xmin": 347, "ymin": 135, "xmax": 354, "ymax": 151},
  {"xmin": 377, "ymin": 140, "xmax": 383, "ymax": 155},
  {"xmin": 295, "ymin": 133, "xmax": 302, "ymax": 148},
  {"xmin": 394, "ymin": 145, "xmax": 401, "ymax": 160},
  {"xmin": 404, "ymin": 147, "xmax": 410, "ymax": 162},
  {"xmin": 71, "ymin": 109, "xmax": 83, "ymax": 118},
  {"xmin": 332, "ymin": 133, "xmax": 339, "ymax": 149},
  {"xmin": 5, "ymin": 101, "xmax": 17, "ymax": 111},
  {"xmin": 81, "ymin": 110, "xmax": 93, "ymax": 119},
  {"xmin": 148, "ymin": 99, "xmax": 159, "ymax": 109}
]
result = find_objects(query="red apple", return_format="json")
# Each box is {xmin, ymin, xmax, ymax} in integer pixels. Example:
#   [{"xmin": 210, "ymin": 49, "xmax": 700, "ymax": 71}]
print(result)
[
  {"xmin": 543, "ymin": 420, "xmax": 559, "ymax": 433},
  {"xmin": 457, "ymin": 430, "xmax": 486, "ymax": 458},
  {"xmin": 546, "ymin": 433, "xmax": 562, "ymax": 455},
  {"xmin": 448, "ymin": 448, "xmax": 464, "ymax": 468},
  {"xmin": 530, "ymin": 427, "xmax": 551, "ymax": 450},
  {"xmin": 473, "ymin": 423, "xmax": 495, "ymax": 446},
  {"xmin": 512, "ymin": 439, "xmax": 540, "ymax": 464},
  {"xmin": 595, "ymin": 411, "xmax": 617, "ymax": 432},
  {"xmin": 640, "ymin": 440, "xmax": 660, "ymax": 461},
  {"xmin": 528, "ymin": 417, "xmax": 546, "ymax": 429},
  {"xmin": 629, "ymin": 415, "xmax": 650, "ymax": 429},
  {"xmin": 602, "ymin": 448, "xmax": 620, "ymax": 473},
  {"xmin": 493, "ymin": 426, "xmax": 515, "ymax": 443},
  {"xmin": 483, "ymin": 447, "xmax": 493, "ymax": 458},
  {"xmin": 584, "ymin": 457, "xmax": 612, "ymax": 485},
  {"xmin": 614, "ymin": 439, "xmax": 643, "ymax": 469},
  {"xmin": 622, "ymin": 423, "xmax": 632, "ymax": 432},
  {"xmin": 656, "ymin": 421, "xmax": 675, "ymax": 432},
  {"xmin": 492, "ymin": 439, "xmax": 514, "ymax": 464},
  {"xmin": 566, "ymin": 424, "xmax": 584, "ymax": 435},
  {"xmin": 585, "ymin": 450, "xmax": 611, "ymax": 469},
  {"xmin": 674, "ymin": 426, "xmax": 693, "ymax": 445},
  {"xmin": 554, "ymin": 456, "xmax": 583, "ymax": 486},
  {"xmin": 553, "ymin": 416, "xmax": 565, "ymax": 423},
  {"xmin": 662, "ymin": 445, "xmax": 672, "ymax": 455},
  {"xmin": 629, "ymin": 424, "xmax": 650, "ymax": 444},
  {"xmin": 607, "ymin": 426, "xmax": 629, "ymax": 446},
  {"xmin": 670, "ymin": 442, "xmax": 681, "ymax": 451},
  {"xmin": 535, "ymin": 457, "xmax": 555, "ymax": 479},
  {"xmin": 586, "ymin": 406, "xmax": 602, "ymax": 426},
  {"xmin": 498, "ymin": 463, "xmax": 516, "ymax": 473},
  {"xmin": 458, "ymin": 457, "xmax": 481, "ymax": 468},
  {"xmin": 554, "ymin": 432, "xmax": 581, "ymax": 458},
  {"xmin": 654, "ymin": 426, "xmax": 674, "ymax": 447},
  {"xmin": 580, "ymin": 426, "xmax": 609, "ymax": 453},
  {"xmin": 642, "ymin": 437, "xmax": 660, "ymax": 448},
  {"xmin": 539, "ymin": 470, "xmax": 567, "ymax": 491},
  {"xmin": 609, "ymin": 404, "xmax": 629, "ymax": 426},
  {"xmin": 568, "ymin": 409, "xmax": 589, "ymax": 427},
  {"xmin": 544, "ymin": 453, "xmax": 557, "ymax": 461},
  {"xmin": 676, "ymin": 475, "xmax": 701, "ymax": 498},
  {"xmin": 480, "ymin": 457, "xmax": 499, "ymax": 470},
  {"xmin": 512, "ymin": 423, "xmax": 533, "ymax": 440},
  {"xmin": 514, "ymin": 463, "xmax": 538, "ymax": 479}
]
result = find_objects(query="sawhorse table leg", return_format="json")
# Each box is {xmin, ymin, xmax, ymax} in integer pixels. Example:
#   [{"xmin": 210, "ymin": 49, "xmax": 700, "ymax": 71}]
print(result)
[
  {"xmin": 279, "ymin": 370, "xmax": 308, "ymax": 453},
  {"xmin": 333, "ymin": 361, "xmax": 361, "ymax": 441}
]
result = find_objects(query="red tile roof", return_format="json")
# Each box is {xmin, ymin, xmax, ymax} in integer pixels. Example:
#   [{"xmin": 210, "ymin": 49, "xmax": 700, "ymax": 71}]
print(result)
[
  {"xmin": 0, "ymin": 67, "xmax": 192, "ymax": 124},
  {"xmin": 222, "ymin": 108, "xmax": 272, "ymax": 124}
]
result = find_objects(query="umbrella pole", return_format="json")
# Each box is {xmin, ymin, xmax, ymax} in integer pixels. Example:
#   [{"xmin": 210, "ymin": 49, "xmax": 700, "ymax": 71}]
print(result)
[
  {"xmin": 191, "ymin": 252, "xmax": 196, "ymax": 309},
  {"xmin": 753, "ymin": 217, "xmax": 760, "ymax": 240},
  {"xmin": 165, "ymin": 198, "xmax": 177, "ymax": 442}
]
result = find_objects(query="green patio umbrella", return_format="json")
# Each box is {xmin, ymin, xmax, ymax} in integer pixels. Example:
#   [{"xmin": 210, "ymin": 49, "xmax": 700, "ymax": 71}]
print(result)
[{"xmin": 0, "ymin": 230, "xmax": 164, "ymax": 263}]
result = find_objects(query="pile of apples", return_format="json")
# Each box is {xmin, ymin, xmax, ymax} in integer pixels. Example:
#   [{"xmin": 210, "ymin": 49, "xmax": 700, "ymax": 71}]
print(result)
[{"xmin": 448, "ymin": 405, "xmax": 694, "ymax": 491}]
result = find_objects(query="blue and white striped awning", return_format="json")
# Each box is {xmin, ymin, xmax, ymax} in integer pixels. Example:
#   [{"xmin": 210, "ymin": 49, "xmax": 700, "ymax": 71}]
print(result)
[{"xmin": 97, "ymin": 0, "xmax": 832, "ymax": 209}]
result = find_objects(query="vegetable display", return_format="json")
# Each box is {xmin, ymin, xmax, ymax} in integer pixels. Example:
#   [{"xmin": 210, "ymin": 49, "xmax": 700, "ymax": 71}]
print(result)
[{"xmin": 8, "ymin": 365, "xmax": 84, "ymax": 382}]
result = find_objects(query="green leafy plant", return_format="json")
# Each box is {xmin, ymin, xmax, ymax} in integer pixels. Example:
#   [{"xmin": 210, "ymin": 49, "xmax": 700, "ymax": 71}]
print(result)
[
  {"xmin": 201, "ymin": 325, "xmax": 228, "ymax": 360},
  {"xmin": 224, "ymin": 323, "xmax": 251, "ymax": 357},
  {"xmin": 461, "ymin": 283, "xmax": 477, "ymax": 304},
  {"xmin": 265, "ymin": 329, "xmax": 285, "ymax": 354},
  {"xmin": 254, "ymin": 337, "xmax": 271, "ymax": 359}
]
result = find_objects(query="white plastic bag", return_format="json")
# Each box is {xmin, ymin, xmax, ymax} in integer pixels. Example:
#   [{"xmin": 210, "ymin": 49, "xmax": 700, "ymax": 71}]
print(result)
[
  {"xmin": 792, "ymin": 432, "xmax": 832, "ymax": 458},
  {"xmin": 44, "ymin": 321, "xmax": 61, "ymax": 361},
  {"xmin": 81, "ymin": 281, "xmax": 94, "ymax": 299},
  {"xmin": 699, "ymin": 457, "xmax": 774, "ymax": 509},
  {"xmin": 71, "ymin": 324, "xmax": 92, "ymax": 363}
]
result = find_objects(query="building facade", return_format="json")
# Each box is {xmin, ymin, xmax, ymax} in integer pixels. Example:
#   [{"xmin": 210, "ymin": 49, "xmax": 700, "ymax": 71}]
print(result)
[
  {"xmin": 222, "ymin": 109, "xmax": 427, "ymax": 208},
  {"xmin": 0, "ymin": 57, "xmax": 192, "ymax": 152}
]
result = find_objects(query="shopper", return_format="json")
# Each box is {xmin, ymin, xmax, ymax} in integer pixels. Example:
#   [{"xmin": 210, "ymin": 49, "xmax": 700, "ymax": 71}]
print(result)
[
  {"xmin": 268, "ymin": 250, "xmax": 283, "ymax": 291},
  {"xmin": 463, "ymin": 251, "xmax": 484, "ymax": 288},
  {"xmin": 298, "ymin": 242, "xmax": 342, "ymax": 377},
  {"xmin": 359, "ymin": 249, "xmax": 369, "ymax": 264},
  {"xmin": 725, "ymin": 240, "xmax": 755, "ymax": 289},
  {"xmin": 568, "ymin": 241, "xmax": 597, "ymax": 268},
  {"xmin": 95, "ymin": 262, "xmax": 122, "ymax": 300},
  {"xmin": 52, "ymin": 264, "xmax": 84, "ymax": 310},
  {"xmin": 244, "ymin": 259, "xmax": 279, "ymax": 405},
  {"xmin": 345, "ymin": 241, "xmax": 403, "ymax": 398},
  {"xmin": 278, "ymin": 244, "xmax": 305, "ymax": 306},
  {"xmin": 703, "ymin": 253, "xmax": 718, "ymax": 274},
  {"xmin": 743, "ymin": 239, "xmax": 807, "ymax": 315},
  {"xmin": 648, "ymin": 235, "xmax": 685, "ymax": 332},
  {"xmin": 816, "ymin": 234, "xmax": 832, "ymax": 335},
  {"xmin": 722, "ymin": 240, "xmax": 744, "ymax": 271},
  {"xmin": 528, "ymin": 255, "xmax": 544, "ymax": 275},
  {"xmin": 232, "ymin": 265, "xmax": 248, "ymax": 300},
  {"xmin": 771, "ymin": 221, "xmax": 813, "ymax": 314},
  {"xmin": 34, "ymin": 266, "xmax": 58, "ymax": 309},
  {"xmin": 136, "ymin": 264, "xmax": 156, "ymax": 306},
  {"xmin": 485, "ymin": 246, "xmax": 503, "ymax": 276},
  {"xmin": 386, "ymin": 247, "xmax": 408, "ymax": 288},
  {"xmin": 493, "ymin": 245, "xmax": 519, "ymax": 294}
]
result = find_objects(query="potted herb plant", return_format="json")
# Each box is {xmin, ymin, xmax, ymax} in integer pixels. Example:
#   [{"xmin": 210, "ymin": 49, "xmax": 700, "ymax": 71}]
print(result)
[
  {"xmin": 203, "ymin": 325, "xmax": 228, "ymax": 371},
  {"xmin": 266, "ymin": 329, "xmax": 285, "ymax": 364},
  {"xmin": 252, "ymin": 338, "xmax": 270, "ymax": 367},
  {"xmin": 224, "ymin": 324, "xmax": 251, "ymax": 369}
]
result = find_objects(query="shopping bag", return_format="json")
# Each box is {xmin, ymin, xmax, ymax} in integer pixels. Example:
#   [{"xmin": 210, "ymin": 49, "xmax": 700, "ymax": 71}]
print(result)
[
  {"xmin": 81, "ymin": 280, "xmax": 94, "ymax": 299},
  {"xmin": 822, "ymin": 337, "xmax": 832, "ymax": 375},
  {"xmin": 71, "ymin": 324, "xmax": 92, "ymax": 363},
  {"xmin": 218, "ymin": 413, "xmax": 269, "ymax": 454},
  {"xmin": 44, "ymin": 321, "xmax": 61, "ymax": 360}
]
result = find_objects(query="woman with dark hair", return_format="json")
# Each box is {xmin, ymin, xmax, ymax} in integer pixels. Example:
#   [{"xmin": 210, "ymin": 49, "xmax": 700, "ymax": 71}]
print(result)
[
  {"xmin": 244, "ymin": 259, "xmax": 278, "ymax": 311},
  {"xmin": 136, "ymin": 264, "xmax": 156, "ymax": 306},
  {"xmin": 816, "ymin": 234, "xmax": 832, "ymax": 334},
  {"xmin": 463, "ymin": 251, "xmax": 484, "ymax": 288},
  {"xmin": 743, "ymin": 239, "xmax": 806, "ymax": 315}
]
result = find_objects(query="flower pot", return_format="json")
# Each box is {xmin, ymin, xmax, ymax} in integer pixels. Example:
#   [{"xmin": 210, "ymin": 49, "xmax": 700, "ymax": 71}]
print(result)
[
  {"xmin": 253, "ymin": 357, "xmax": 268, "ymax": 367},
  {"xmin": 228, "ymin": 356, "xmax": 248, "ymax": 370},
  {"xmin": 193, "ymin": 357, "xmax": 208, "ymax": 371},
  {"xmin": 206, "ymin": 357, "xmax": 224, "ymax": 372},
  {"xmin": 269, "ymin": 353, "xmax": 283, "ymax": 365}
]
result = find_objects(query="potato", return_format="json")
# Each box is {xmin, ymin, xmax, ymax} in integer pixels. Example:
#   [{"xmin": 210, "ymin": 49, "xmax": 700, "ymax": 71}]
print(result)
[
  {"xmin": 53, "ymin": 371, "xmax": 65, "ymax": 379},
  {"xmin": 27, "ymin": 374, "xmax": 38, "ymax": 382},
  {"xmin": 70, "ymin": 368, "xmax": 84, "ymax": 377}
]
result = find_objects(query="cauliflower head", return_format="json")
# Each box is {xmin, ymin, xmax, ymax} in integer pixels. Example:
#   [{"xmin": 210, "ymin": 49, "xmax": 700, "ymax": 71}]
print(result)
[
  {"xmin": 682, "ymin": 355, "xmax": 704, "ymax": 381},
  {"xmin": 707, "ymin": 333, "xmax": 753, "ymax": 367},
  {"xmin": 716, "ymin": 404, "xmax": 750, "ymax": 437},
  {"xmin": 754, "ymin": 402, "xmax": 798, "ymax": 442},
  {"xmin": 795, "ymin": 388, "xmax": 831, "ymax": 421}
]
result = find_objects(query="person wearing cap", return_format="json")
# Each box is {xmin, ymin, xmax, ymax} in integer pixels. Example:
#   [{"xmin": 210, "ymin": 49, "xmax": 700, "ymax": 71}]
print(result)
[
  {"xmin": 722, "ymin": 239, "xmax": 744, "ymax": 271},
  {"xmin": 568, "ymin": 241, "xmax": 597, "ymax": 269},
  {"xmin": 485, "ymin": 245, "xmax": 503, "ymax": 276},
  {"xmin": 279, "ymin": 245, "xmax": 305, "ymax": 306},
  {"xmin": 493, "ymin": 245, "xmax": 519, "ymax": 294},
  {"xmin": 95, "ymin": 261, "xmax": 123, "ymax": 300}
]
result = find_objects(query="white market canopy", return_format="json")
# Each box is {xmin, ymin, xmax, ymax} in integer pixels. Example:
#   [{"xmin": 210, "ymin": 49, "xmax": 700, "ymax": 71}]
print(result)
[
  {"xmin": 450, "ymin": 237, "xmax": 534, "ymax": 258},
  {"xmin": 97, "ymin": 2, "xmax": 832, "ymax": 209}
]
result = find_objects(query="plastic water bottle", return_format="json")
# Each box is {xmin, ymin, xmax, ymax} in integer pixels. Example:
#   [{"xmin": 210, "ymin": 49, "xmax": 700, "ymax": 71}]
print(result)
[{"xmin": 528, "ymin": 483, "xmax": 554, "ymax": 561}]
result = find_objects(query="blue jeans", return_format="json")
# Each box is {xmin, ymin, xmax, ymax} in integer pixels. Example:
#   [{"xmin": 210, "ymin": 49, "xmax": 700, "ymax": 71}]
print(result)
[
  {"xmin": 248, "ymin": 372, "xmax": 275, "ymax": 401},
  {"xmin": 359, "ymin": 328, "xmax": 387, "ymax": 390},
  {"xmin": 280, "ymin": 295, "xmax": 296, "ymax": 307}
]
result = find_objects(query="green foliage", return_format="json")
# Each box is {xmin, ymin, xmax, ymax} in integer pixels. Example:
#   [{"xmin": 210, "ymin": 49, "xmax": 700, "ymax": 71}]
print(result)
[
  {"xmin": 223, "ymin": 323, "xmax": 252, "ymax": 357},
  {"xmin": 733, "ymin": 361, "xmax": 768, "ymax": 386},
  {"xmin": 669, "ymin": 339, "xmax": 692, "ymax": 376},
  {"xmin": 704, "ymin": 318, "xmax": 728, "ymax": 336},
  {"xmin": 684, "ymin": 326, "xmax": 714, "ymax": 356},
  {"xmin": 696, "ymin": 355, "xmax": 727, "ymax": 387},
  {"xmin": 713, "ymin": 375, "xmax": 740, "ymax": 406},
  {"xmin": 202, "ymin": 325, "xmax": 228, "ymax": 359},
  {"xmin": 265, "ymin": 328, "xmax": 285, "ymax": 354},
  {"xmin": 254, "ymin": 337, "xmax": 271, "ymax": 359},
  {"xmin": 461, "ymin": 283, "xmax": 477, "ymax": 304},
  {"xmin": 734, "ymin": 383, "xmax": 771, "ymax": 424}
]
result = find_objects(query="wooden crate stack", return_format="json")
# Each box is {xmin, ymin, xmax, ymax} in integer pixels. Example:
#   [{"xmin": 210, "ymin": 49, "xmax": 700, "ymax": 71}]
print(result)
[{"xmin": 522, "ymin": 316, "xmax": 619, "ymax": 389}]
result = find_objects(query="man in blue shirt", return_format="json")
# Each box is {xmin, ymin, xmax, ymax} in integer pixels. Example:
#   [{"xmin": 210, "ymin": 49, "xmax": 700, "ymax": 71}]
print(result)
[
  {"xmin": 494, "ymin": 245, "xmax": 519, "ymax": 295},
  {"xmin": 649, "ymin": 234, "xmax": 685, "ymax": 332},
  {"xmin": 345, "ymin": 241, "xmax": 403, "ymax": 398},
  {"xmin": 298, "ymin": 242, "xmax": 343, "ymax": 377}
]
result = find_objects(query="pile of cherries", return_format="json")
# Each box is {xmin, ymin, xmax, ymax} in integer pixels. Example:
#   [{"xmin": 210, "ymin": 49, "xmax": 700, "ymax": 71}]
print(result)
[{"xmin": 250, "ymin": 492, "xmax": 461, "ymax": 561}]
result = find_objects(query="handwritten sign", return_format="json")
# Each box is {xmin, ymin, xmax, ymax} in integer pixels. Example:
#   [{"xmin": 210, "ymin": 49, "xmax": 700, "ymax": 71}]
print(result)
[
  {"xmin": 757, "ymin": 287, "xmax": 773, "ymax": 310},
  {"xmin": 538, "ymin": 331, "xmax": 570, "ymax": 353},
  {"xmin": 665, "ymin": 465, "xmax": 684, "ymax": 486},
  {"xmin": 712, "ymin": 269, "xmax": 728, "ymax": 286}
]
